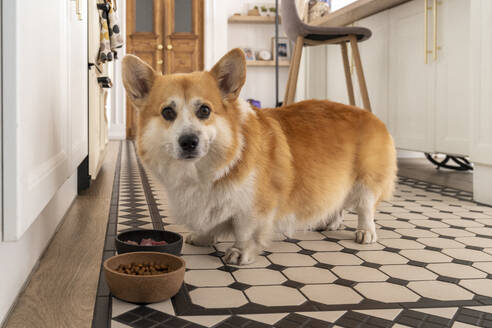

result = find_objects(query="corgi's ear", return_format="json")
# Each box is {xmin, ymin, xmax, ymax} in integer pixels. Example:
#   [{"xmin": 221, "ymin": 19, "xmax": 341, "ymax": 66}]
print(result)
[
  {"xmin": 122, "ymin": 55, "xmax": 156, "ymax": 107},
  {"xmin": 210, "ymin": 48, "xmax": 246, "ymax": 101}
]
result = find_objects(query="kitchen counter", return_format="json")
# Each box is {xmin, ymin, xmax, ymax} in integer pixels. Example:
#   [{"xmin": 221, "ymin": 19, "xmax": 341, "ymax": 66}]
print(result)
[{"xmin": 310, "ymin": 0, "xmax": 410, "ymax": 27}]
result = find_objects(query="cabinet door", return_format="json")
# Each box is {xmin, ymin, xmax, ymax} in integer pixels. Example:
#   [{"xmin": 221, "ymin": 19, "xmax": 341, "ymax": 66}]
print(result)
[
  {"xmin": 470, "ymin": 0, "xmax": 492, "ymax": 166},
  {"xmin": 388, "ymin": 0, "xmax": 435, "ymax": 152},
  {"xmin": 434, "ymin": 0, "xmax": 470, "ymax": 156},
  {"xmin": 355, "ymin": 10, "xmax": 390, "ymax": 125},
  {"xmin": 3, "ymin": 0, "xmax": 71, "ymax": 240},
  {"xmin": 70, "ymin": 0, "xmax": 89, "ymax": 170}
]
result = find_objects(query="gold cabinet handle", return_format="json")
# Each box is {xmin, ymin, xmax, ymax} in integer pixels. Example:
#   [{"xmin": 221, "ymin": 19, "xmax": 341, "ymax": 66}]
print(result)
[
  {"xmin": 167, "ymin": 44, "xmax": 173, "ymax": 50},
  {"xmin": 76, "ymin": 0, "xmax": 82, "ymax": 20},
  {"xmin": 433, "ymin": 0, "xmax": 442, "ymax": 61},
  {"xmin": 157, "ymin": 44, "xmax": 163, "ymax": 50},
  {"xmin": 424, "ymin": 0, "xmax": 432, "ymax": 64},
  {"xmin": 157, "ymin": 59, "xmax": 163, "ymax": 65}
]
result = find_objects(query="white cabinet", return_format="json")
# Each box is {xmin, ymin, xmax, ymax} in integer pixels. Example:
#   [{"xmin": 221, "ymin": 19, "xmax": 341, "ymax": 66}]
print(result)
[
  {"xmin": 388, "ymin": 0, "xmax": 470, "ymax": 155},
  {"xmin": 88, "ymin": 0, "xmax": 109, "ymax": 178},
  {"xmin": 70, "ymin": 0, "xmax": 89, "ymax": 171},
  {"xmin": 388, "ymin": 0, "xmax": 435, "ymax": 153},
  {"xmin": 304, "ymin": 0, "xmax": 471, "ymax": 157},
  {"xmin": 434, "ymin": 0, "xmax": 470, "ymax": 156},
  {"xmin": 470, "ymin": 0, "xmax": 492, "ymax": 205},
  {"xmin": 2, "ymin": 0, "xmax": 88, "ymax": 240}
]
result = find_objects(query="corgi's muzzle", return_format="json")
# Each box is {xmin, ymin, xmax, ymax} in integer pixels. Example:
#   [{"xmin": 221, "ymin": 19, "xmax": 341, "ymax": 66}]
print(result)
[{"xmin": 178, "ymin": 133, "xmax": 200, "ymax": 159}]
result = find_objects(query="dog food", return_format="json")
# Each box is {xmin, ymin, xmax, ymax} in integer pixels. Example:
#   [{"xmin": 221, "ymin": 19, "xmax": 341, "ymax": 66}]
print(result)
[
  {"xmin": 115, "ymin": 262, "xmax": 170, "ymax": 275},
  {"xmin": 125, "ymin": 238, "xmax": 168, "ymax": 246}
]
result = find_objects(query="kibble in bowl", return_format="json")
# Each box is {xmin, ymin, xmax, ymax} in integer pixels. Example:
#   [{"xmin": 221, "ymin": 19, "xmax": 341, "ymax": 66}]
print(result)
[
  {"xmin": 104, "ymin": 252, "xmax": 185, "ymax": 303},
  {"xmin": 115, "ymin": 261, "xmax": 170, "ymax": 275}
]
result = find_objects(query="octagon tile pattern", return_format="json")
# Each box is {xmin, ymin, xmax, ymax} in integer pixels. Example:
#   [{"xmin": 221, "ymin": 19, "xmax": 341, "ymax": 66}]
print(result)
[{"xmin": 94, "ymin": 142, "xmax": 492, "ymax": 328}]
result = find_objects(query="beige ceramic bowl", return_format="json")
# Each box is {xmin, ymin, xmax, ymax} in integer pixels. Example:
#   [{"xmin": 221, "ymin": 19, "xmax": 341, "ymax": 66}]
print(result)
[{"xmin": 103, "ymin": 251, "xmax": 185, "ymax": 303}]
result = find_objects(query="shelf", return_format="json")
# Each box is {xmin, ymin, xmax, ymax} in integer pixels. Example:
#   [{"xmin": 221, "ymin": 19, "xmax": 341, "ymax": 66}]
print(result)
[
  {"xmin": 228, "ymin": 15, "xmax": 281, "ymax": 24},
  {"xmin": 246, "ymin": 60, "xmax": 290, "ymax": 67}
]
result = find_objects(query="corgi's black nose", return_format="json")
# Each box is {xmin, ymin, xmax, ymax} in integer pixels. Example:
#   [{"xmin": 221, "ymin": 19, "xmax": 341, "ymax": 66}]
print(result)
[{"xmin": 179, "ymin": 134, "xmax": 199, "ymax": 152}]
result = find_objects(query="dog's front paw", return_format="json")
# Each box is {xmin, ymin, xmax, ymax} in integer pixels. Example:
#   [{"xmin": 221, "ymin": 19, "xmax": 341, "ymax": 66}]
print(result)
[
  {"xmin": 185, "ymin": 232, "xmax": 215, "ymax": 246},
  {"xmin": 355, "ymin": 229, "xmax": 377, "ymax": 244},
  {"xmin": 224, "ymin": 247, "xmax": 255, "ymax": 265}
]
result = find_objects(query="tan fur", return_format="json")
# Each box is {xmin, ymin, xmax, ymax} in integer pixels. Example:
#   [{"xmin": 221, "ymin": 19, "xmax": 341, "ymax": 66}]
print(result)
[{"xmin": 122, "ymin": 49, "xmax": 397, "ymax": 265}]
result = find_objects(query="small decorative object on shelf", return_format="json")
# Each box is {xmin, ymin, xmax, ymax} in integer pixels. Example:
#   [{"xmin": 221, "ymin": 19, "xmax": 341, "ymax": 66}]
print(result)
[
  {"xmin": 257, "ymin": 49, "xmax": 272, "ymax": 61},
  {"xmin": 247, "ymin": 99, "xmax": 262, "ymax": 108},
  {"xmin": 248, "ymin": 6, "xmax": 260, "ymax": 16},
  {"xmin": 259, "ymin": 5, "xmax": 269, "ymax": 16},
  {"xmin": 272, "ymin": 37, "xmax": 291, "ymax": 60},
  {"xmin": 308, "ymin": 0, "xmax": 331, "ymax": 22},
  {"xmin": 242, "ymin": 47, "xmax": 256, "ymax": 61}
]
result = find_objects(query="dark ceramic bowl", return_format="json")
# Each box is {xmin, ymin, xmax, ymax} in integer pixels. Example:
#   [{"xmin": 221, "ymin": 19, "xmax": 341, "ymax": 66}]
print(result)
[
  {"xmin": 115, "ymin": 229, "xmax": 183, "ymax": 255},
  {"xmin": 104, "ymin": 252, "xmax": 185, "ymax": 303}
]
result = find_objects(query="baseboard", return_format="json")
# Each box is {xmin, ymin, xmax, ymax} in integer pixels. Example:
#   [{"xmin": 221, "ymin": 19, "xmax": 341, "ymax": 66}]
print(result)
[
  {"xmin": 109, "ymin": 124, "xmax": 126, "ymax": 140},
  {"xmin": 397, "ymin": 149, "xmax": 425, "ymax": 158}
]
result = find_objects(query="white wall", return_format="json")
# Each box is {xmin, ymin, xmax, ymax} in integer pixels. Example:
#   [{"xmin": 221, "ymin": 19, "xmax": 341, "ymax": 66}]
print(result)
[
  {"xmin": 204, "ymin": 0, "xmax": 229, "ymax": 69},
  {"xmin": 0, "ymin": 172, "xmax": 77, "ymax": 326},
  {"xmin": 1, "ymin": 0, "xmax": 3, "ymax": 240},
  {"xmin": 201, "ymin": 0, "xmax": 307, "ymax": 108}
]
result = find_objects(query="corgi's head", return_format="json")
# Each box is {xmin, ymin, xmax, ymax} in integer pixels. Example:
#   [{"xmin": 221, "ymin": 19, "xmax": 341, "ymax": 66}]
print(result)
[{"xmin": 122, "ymin": 49, "xmax": 247, "ymax": 163}]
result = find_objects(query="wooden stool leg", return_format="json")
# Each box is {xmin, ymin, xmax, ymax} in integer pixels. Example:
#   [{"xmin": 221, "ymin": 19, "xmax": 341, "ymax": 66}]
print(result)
[
  {"xmin": 284, "ymin": 36, "xmax": 304, "ymax": 106},
  {"xmin": 340, "ymin": 42, "xmax": 355, "ymax": 106},
  {"xmin": 349, "ymin": 35, "xmax": 372, "ymax": 112}
]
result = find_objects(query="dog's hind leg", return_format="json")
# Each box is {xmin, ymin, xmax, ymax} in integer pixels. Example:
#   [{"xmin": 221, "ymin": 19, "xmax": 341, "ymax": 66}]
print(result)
[
  {"xmin": 186, "ymin": 219, "xmax": 233, "ymax": 246},
  {"xmin": 326, "ymin": 210, "xmax": 345, "ymax": 231},
  {"xmin": 224, "ymin": 216, "xmax": 272, "ymax": 265},
  {"xmin": 355, "ymin": 186, "xmax": 378, "ymax": 244},
  {"xmin": 313, "ymin": 210, "xmax": 344, "ymax": 231}
]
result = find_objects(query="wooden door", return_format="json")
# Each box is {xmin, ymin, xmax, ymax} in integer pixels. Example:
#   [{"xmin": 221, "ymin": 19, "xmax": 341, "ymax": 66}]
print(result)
[
  {"xmin": 163, "ymin": 0, "xmax": 203, "ymax": 73},
  {"xmin": 125, "ymin": 0, "xmax": 203, "ymax": 139},
  {"xmin": 388, "ymin": 0, "xmax": 435, "ymax": 153}
]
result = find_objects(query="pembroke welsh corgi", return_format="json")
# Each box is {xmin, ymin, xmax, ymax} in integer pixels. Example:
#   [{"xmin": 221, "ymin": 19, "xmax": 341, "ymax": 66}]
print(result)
[{"xmin": 122, "ymin": 48, "xmax": 397, "ymax": 265}]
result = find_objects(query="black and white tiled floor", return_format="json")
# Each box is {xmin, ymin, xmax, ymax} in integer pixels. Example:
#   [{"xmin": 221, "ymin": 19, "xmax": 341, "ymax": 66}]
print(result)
[{"xmin": 93, "ymin": 141, "xmax": 492, "ymax": 328}]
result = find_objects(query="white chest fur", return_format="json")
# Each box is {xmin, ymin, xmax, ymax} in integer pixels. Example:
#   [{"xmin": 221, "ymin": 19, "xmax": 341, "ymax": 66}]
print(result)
[{"xmin": 150, "ymin": 159, "xmax": 257, "ymax": 233}]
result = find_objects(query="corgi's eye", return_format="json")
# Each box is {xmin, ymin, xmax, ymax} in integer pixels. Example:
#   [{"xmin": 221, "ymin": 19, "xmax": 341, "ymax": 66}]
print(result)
[
  {"xmin": 161, "ymin": 107, "xmax": 176, "ymax": 121},
  {"xmin": 196, "ymin": 105, "xmax": 211, "ymax": 119}
]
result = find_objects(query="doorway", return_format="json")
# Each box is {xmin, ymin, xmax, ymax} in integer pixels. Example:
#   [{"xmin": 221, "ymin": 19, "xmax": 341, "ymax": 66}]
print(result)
[{"xmin": 125, "ymin": 0, "xmax": 204, "ymax": 139}]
